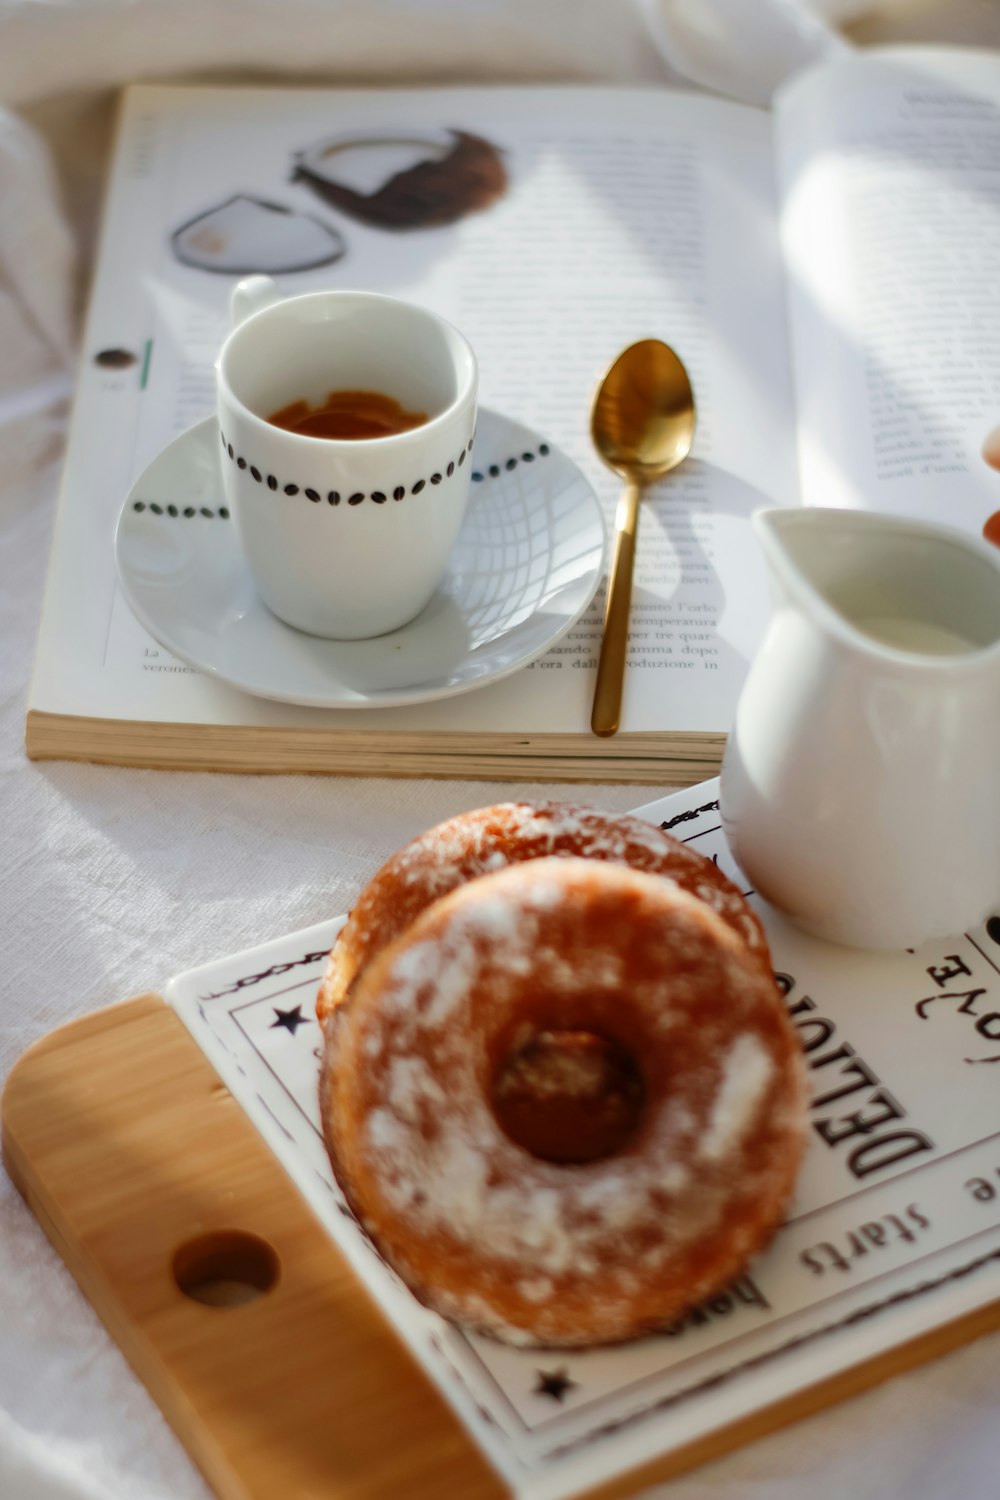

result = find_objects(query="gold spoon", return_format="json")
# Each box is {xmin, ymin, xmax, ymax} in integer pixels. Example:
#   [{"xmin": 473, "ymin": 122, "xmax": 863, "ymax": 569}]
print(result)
[{"xmin": 590, "ymin": 339, "xmax": 696, "ymax": 737}]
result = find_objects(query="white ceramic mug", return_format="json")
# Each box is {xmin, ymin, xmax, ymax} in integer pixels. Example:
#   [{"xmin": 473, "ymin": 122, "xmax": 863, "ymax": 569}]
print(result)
[{"xmin": 216, "ymin": 276, "xmax": 478, "ymax": 639}]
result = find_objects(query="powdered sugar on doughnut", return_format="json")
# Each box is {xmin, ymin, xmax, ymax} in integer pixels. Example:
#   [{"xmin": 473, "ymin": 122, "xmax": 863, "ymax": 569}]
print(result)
[{"xmin": 699, "ymin": 1036, "xmax": 774, "ymax": 1163}]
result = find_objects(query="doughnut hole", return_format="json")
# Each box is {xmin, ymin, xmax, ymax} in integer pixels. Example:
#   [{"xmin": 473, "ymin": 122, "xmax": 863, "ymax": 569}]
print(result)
[{"xmin": 490, "ymin": 1020, "xmax": 647, "ymax": 1165}]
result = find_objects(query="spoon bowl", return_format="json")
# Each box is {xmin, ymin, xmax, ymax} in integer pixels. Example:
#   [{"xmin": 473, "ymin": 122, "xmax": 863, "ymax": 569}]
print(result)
[{"xmin": 590, "ymin": 340, "xmax": 696, "ymax": 736}]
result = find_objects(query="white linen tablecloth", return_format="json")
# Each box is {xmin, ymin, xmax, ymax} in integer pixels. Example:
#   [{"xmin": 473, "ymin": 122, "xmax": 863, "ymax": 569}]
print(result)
[{"xmin": 2, "ymin": 2, "xmax": 999, "ymax": 1498}]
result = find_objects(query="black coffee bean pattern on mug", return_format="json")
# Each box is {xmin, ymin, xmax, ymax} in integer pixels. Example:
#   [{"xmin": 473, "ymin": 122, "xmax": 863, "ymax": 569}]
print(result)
[
  {"xmin": 138, "ymin": 432, "xmax": 553, "ymax": 519},
  {"xmin": 215, "ymin": 427, "xmax": 484, "ymax": 506}
]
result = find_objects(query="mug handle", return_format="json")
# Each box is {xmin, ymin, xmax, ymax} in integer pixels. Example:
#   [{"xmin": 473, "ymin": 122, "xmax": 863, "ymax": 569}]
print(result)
[{"xmin": 230, "ymin": 275, "xmax": 283, "ymax": 329}]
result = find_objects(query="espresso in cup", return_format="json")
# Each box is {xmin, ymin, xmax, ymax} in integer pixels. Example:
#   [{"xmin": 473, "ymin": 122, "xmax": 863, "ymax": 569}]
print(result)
[{"xmin": 267, "ymin": 389, "xmax": 428, "ymax": 440}]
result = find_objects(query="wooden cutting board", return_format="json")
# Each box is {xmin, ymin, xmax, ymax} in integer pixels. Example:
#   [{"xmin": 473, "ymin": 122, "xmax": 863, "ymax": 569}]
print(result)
[{"xmin": 4, "ymin": 994, "xmax": 1000, "ymax": 1500}]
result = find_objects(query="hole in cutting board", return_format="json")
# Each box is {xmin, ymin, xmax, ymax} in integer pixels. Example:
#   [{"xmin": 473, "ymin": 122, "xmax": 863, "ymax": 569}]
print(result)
[{"xmin": 173, "ymin": 1230, "xmax": 280, "ymax": 1307}]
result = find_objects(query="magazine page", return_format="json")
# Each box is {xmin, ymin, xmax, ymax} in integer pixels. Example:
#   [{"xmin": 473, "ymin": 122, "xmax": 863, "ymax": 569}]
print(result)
[
  {"xmin": 30, "ymin": 84, "xmax": 798, "ymax": 738},
  {"xmin": 775, "ymin": 47, "xmax": 1000, "ymax": 540}
]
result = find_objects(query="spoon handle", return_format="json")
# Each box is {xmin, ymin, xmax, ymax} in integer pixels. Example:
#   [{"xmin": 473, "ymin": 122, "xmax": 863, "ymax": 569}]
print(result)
[{"xmin": 591, "ymin": 480, "xmax": 641, "ymax": 737}]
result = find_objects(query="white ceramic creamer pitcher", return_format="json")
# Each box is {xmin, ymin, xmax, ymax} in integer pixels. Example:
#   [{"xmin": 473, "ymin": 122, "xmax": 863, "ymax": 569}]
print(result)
[{"xmin": 721, "ymin": 508, "xmax": 1000, "ymax": 949}]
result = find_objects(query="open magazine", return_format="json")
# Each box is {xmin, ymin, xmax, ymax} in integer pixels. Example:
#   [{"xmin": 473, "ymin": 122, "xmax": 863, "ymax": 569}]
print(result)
[{"xmin": 26, "ymin": 48, "xmax": 1000, "ymax": 781}]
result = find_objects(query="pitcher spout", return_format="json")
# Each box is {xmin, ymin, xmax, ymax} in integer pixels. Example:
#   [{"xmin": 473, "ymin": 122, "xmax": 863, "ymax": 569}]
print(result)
[{"xmin": 752, "ymin": 506, "xmax": 1000, "ymax": 666}]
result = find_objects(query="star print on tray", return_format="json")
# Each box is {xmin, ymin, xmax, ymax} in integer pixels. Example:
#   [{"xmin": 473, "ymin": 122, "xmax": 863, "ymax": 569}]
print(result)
[
  {"xmin": 270, "ymin": 1004, "xmax": 311, "ymax": 1035},
  {"xmin": 534, "ymin": 1368, "xmax": 577, "ymax": 1402}
]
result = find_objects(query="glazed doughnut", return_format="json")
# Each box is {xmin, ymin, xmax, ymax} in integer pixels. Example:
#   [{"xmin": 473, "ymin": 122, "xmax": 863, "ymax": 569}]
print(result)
[
  {"xmin": 318, "ymin": 801, "xmax": 768, "ymax": 1023},
  {"xmin": 321, "ymin": 857, "xmax": 808, "ymax": 1348}
]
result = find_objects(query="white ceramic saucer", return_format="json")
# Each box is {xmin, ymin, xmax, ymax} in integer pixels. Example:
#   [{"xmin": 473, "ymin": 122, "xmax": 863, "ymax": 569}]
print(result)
[{"xmin": 114, "ymin": 410, "xmax": 606, "ymax": 708}]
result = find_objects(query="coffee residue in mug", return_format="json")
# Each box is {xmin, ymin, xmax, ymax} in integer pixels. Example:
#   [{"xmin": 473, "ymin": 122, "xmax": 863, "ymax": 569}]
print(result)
[{"xmin": 267, "ymin": 389, "xmax": 428, "ymax": 440}]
